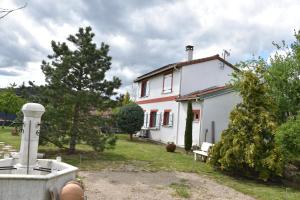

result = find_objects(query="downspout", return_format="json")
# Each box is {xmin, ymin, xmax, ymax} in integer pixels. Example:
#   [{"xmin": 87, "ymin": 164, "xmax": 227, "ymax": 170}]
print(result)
[
  {"xmin": 199, "ymin": 98, "xmax": 204, "ymax": 145},
  {"xmin": 175, "ymin": 64, "xmax": 182, "ymax": 145}
]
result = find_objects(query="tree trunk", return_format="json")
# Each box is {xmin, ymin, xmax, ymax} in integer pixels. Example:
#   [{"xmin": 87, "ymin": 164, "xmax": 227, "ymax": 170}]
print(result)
[
  {"xmin": 69, "ymin": 103, "xmax": 80, "ymax": 154},
  {"xmin": 129, "ymin": 133, "xmax": 133, "ymax": 140}
]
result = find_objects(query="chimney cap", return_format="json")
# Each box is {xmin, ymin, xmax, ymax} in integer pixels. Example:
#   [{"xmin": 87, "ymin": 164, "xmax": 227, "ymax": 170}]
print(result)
[{"xmin": 185, "ymin": 45, "xmax": 194, "ymax": 51}]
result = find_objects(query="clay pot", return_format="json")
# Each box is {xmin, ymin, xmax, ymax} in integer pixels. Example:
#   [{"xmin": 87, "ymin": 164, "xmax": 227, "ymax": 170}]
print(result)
[
  {"xmin": 60, "ymin": 181, "xmax": 84, "ymax": 200},
  {"xmin": 166, "ymin": 142, "xmax": 176, "ymax": 152}
]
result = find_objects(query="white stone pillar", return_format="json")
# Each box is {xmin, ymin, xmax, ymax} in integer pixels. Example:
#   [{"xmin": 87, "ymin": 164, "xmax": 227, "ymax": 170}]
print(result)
[{"xmin": 19, "ymin": 103, "xmax": 45, "ymax": 170}]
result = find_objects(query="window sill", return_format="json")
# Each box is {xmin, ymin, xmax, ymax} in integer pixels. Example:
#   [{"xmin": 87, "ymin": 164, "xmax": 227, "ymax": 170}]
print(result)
[
  {"xmin": 193, "ymin": 120, "xmax": 200, "ymax": 123},
  {"xmin": 162, "ymin": 91, "xmax": 172, "ymax": 94},
  {"xmin": 149, "ymin": 127, "xmax": 159, "ymax": 130},
  {"xmin": 139, "ymin": 95, "xmax": 149, "ymax": 99},
  {"xmin": 162, "ymin": 125, "xmax": 173, "ymax": 128}
]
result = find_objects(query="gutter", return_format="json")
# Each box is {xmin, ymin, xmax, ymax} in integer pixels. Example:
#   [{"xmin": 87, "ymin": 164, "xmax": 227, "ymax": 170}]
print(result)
[{"xmin": 175, "ymin": 65, "xmax": 183, "ymax": 145}]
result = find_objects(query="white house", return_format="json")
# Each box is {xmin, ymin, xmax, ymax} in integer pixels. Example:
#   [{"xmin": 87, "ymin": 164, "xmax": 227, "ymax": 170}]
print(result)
[{"xmin": 134, "ymin": 46, "xmax": 241, "ymax": 147}]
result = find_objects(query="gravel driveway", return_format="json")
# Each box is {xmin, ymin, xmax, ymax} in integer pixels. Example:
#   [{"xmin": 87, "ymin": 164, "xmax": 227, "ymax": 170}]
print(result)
[{"xmin": 79, "ymin": 169, "xmax": 255, "ymax": 200}]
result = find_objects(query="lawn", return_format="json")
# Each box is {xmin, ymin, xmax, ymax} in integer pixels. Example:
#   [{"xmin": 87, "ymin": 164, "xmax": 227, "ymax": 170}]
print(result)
[{"xmin": 0, "ymin": 126, "xmax": 299, "ymax": 200}]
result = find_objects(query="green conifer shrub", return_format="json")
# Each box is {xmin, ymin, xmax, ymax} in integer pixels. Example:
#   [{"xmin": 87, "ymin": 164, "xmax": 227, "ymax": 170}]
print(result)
[
  {"xmin": 184, "ymin": 101, "xmax": 193, "ymax": 152},
  {"xmin": 210, "ymin": 61, "xmax": 284, "ymax": 181}
]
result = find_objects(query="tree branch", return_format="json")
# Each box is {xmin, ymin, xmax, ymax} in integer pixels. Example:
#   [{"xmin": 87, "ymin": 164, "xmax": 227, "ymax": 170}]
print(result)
[{"xmin": 0, "ymin": 2, "xmax": 27, "ymax": 19}]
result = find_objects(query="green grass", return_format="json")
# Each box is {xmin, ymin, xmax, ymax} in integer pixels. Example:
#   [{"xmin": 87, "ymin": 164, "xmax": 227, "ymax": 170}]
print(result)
[
  {"xmin": 170, "ymin": 181, "xmax": 191, "ymax": 198},
  {"xmin": 0, "ymin": 127, "xmax": 300, "ymax": 200}
]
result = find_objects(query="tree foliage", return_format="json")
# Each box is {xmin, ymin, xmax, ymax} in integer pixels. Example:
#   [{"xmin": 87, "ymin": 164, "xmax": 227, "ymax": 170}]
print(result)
[
  {"xmin": 117, "ymin": 103, "xmax": 144, "ymax": 140},
  {"xmin": 184, "ymin": 101, "xmax": 193, "ymax": 152},
  {"xmin": 39, "ymin": 26, "xmax": 121, "ymax": 153},
  {"xmin": 276, "ymin": 113, "xmax": 300, "ymax": 161},
  {"xmin": 122, "ymin": 91, "xmax": 132, "ymax": 106},
  {"xmin": 265, "ymin": 31, "xmax": 300, "ymax": 123},
  {"xmin": 0, "ymin": 89, "xmax": 26, "ymax": 115},
  {"xmin": 210, "ymin": 62, "xmax": 284, "ymax": 181}
]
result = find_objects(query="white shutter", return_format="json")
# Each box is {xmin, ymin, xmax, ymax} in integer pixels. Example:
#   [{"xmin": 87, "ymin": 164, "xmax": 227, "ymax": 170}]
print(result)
[
  {"xmin": 155, "ymin": 112, "xmax": 161, "ymax": 129},
  {"xmin": 144, "ymin": 113, "xmax": 149, "ymax": 128},
  {"xmin": 163, "ymin": 74, "xmax": 172, "ymax": 93},
  {"xmin": 168, "ymin": 112, "xmax": 173, "ymax": 127},
  {"xmin": 146, "ymin": 81, "xmax": 150, "ymax": 97},
  {"xmin": 138, "ymin": 83, "xmax": 141, "ymax": 98}
]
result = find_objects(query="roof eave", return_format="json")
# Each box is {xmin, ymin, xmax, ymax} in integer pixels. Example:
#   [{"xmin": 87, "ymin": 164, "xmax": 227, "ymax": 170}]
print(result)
[{"xmin": 134, "ymin": 55, "xmax": 238, "ymax": 83}]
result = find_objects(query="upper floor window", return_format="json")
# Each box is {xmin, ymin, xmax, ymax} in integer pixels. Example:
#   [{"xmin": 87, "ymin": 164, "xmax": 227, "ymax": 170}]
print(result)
[
  {"xmin": 162, "ymin": 72, "xmax": 173, "ymax": 93},
  {"xmin": 140, "ymin": 80, "xmax": 149, "ymax": 97}
]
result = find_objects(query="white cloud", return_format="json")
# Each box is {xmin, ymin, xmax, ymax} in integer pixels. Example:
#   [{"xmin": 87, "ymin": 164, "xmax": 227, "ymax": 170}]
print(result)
[{"xmin": 0, "ymin": 0, "xmax": 300, "ymax": 93}]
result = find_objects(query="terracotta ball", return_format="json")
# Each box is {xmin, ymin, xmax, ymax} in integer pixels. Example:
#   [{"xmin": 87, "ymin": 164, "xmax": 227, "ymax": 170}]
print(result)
[{"xmin": 60, "ymin": 181, "xmax": 84, "ymax": 200}]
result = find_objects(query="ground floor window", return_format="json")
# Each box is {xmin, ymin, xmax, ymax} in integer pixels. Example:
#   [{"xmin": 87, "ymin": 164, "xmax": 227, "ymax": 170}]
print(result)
[
  {"xmin": 149, "ymin": 110, "xmax": 157, "ymax": 127},
  {"xmin": 163, "ymin": 110, "xmax": 170, "ymax": 125},
  {"xmin": 192, "ymin": 110, "xmax": 200, "ymax": 121}
]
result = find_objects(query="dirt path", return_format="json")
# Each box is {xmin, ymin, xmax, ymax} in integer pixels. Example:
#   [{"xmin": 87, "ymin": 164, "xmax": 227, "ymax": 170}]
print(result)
[{"xmin": 79, "ymin": 170, "xmax": 255, "ymax": 200}]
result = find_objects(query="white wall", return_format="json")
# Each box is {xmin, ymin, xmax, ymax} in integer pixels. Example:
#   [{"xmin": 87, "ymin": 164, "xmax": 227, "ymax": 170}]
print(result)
[
  {"xmin": 139, "ymin": 100, "xmax": 179, "ymax": 144},
  {"xmin": 200, "ymin": 92, "xmax": 241, "ymax": 144},
  {"xmin": 176, "ymin": 101, "xmax": 202, "ymax": 147},
  {"xmin": 180, "ymin": 60, "xmax": 234, "ymax": 95},
  {"xmin": 135, "ymin": 69, "xmax": 181, "ymax": 101}
]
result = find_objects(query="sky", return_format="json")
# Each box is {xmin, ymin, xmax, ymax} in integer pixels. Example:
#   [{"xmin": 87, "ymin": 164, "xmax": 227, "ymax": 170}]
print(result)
[{"xmin": 0, "ymin": 0, "xmax": 300, "ymax": 94}]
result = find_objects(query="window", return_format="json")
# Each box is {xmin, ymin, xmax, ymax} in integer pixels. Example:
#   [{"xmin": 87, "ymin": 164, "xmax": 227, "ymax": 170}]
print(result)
[
  {"xmin": 163, "ymin": 110, "xmax": 170, "ymax": 126},
  {"xmin": 193, "ymin": 110, "xmax": 200, "ymax": 121},
  {"xmin": 162, "ymin": 72, "xmax": 173, "ymax": 93},
  {"xmin": 149, "ymin": 110, "xmax": 157, "ymax": 127},
  {"xmin": 162, "ymin": 110, "xmax": 173, "ymax": 127},
  {"xmin": 140, "ymin": 80, "xmax": 148, "ymax": 97}
]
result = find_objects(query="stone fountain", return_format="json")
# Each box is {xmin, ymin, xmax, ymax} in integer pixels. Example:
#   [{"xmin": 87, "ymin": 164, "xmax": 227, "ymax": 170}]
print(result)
[{"xmin": 0, "ymin": 103, "xmax": 78, "ymax": 200}]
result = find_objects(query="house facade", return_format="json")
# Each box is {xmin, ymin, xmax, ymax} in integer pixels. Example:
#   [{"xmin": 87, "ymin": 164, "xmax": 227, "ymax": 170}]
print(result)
[{"xmin": 134, "ymin": 46, "xmax": 241, "ymax": 147}]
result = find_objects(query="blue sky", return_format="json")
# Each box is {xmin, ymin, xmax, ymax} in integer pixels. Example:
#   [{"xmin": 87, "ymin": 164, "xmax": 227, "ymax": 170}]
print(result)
[{"xmin": 0, "ymin": 0, "xmax": 300, "ymax": 93}]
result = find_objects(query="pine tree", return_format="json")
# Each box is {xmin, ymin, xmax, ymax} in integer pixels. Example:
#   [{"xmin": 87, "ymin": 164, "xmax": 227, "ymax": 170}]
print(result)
[
  {"xmin": 184, "ymin": 101, "xmax": 193, "ymax": 152},
  {"xmin": 122, "ymin": 91, "xmax": 132, "ymax": 106},
  {"xmin": 40, "ymin": 27, "xmax": 121, "ymax": 153},
  {"xmin": 210, "ymin": 60, "xmax": 284, "ymax": 181}
]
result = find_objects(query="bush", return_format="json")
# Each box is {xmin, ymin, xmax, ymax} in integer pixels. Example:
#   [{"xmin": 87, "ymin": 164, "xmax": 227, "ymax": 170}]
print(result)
[
  {"xmin": 276, "ymin": 113, "xmax": 300, "ymax": 161},
  {"xmin": 210, "ymin": 62, "xmax": 284, "ymax": 181},
  {"xmin": 117, "ymin": 103, "xmax": 144, "ymax": 140}
]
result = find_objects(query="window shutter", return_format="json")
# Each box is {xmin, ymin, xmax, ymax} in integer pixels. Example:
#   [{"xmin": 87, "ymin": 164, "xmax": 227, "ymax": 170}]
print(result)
[
  {"xmin": 146, "ymin": 81, "xmax": 150, "ymax": 96},
  {"xmin": 155, "ymin": 112, "xmax": 161, "ymax": 129},
  {"xmin": 163, "ymin": 74, "xmax": 172, "ymax": 93},
  {"xmin": 145, "ymin": 113, "xmax": 149, "ymax": 128},
  {"xmin": 138, "ymin": 83, "xmax": 141, "ymax": 97},
  {"xmin": 168, "ymin": 112, "xmax": 173, "ymax": 127}
]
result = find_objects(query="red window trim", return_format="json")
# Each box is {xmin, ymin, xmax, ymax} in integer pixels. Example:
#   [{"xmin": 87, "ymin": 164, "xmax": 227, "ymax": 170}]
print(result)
[
  {"xmin": 192, "ymin": 110, "xmax": 200, "ymax": 121},
  {"xmin": 149, "ymin": 110, "xmax": 158, "ymax": 127},
  {"xmin": 162, "ymin": 71, "xmax": 173, "ymax": 94},
  {"xmin": 163, "ymin": 109, "xmax": 171, "ymax": 126},
  {"xmin": 140, "ymin": 80, "xmax": 148, "ymax": 97}
]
